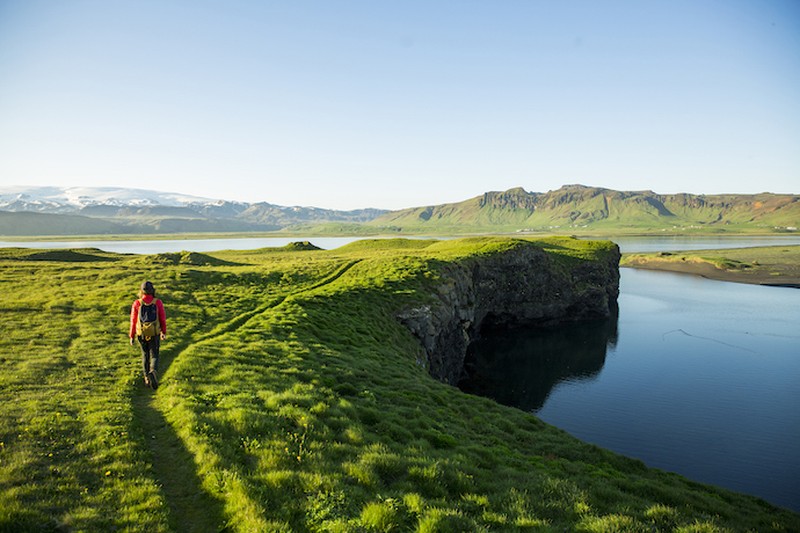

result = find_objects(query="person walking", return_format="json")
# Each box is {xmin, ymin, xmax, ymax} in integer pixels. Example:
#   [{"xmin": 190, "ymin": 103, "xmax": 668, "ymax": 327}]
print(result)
[{"xmin": 130, "ymin": 281, "xmax": 167, "ymax": 389}]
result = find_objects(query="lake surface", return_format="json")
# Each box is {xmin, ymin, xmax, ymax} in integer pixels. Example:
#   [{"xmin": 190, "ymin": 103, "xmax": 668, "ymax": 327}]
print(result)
[
  {"xmin": 1, "ymin": 234, "xmax": 799, "ymax": 254},
  {"xmin": 461, "ymin": 268, "xmax": 800, "ymax": 511},
  {"xmin": 3, "ymin": 234, "xmax": 799, "ymax": 510},
  {"xmin": 601, "ymin": 234, "xmax": 800, "ymax": 253},
  {"xmin": 0, "ymin": 236, "xmax": 374, "ymax": 254}
]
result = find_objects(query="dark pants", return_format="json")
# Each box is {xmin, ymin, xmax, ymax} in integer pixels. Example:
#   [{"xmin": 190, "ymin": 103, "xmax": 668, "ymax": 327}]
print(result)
[{"xmin": 138, "ymin": 336, "xmax": 160, "ymax": 377}]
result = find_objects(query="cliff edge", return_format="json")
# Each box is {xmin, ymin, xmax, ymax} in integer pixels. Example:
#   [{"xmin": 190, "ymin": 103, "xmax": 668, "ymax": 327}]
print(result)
[{"xmin": 398, "ymin": 238, "xmax": 620, "ymax": 384}]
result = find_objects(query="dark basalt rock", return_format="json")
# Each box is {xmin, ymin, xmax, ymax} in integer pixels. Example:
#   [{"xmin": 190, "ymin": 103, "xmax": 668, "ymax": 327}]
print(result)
[{"xmin": 398, "ymin": 244, "xmax": 620, "ymax": 384}]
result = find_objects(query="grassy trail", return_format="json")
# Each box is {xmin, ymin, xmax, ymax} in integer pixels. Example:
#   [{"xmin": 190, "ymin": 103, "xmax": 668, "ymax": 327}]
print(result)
[
  {"xmin": 132, "ymin": 383, "xmax": 228, "ymax": 532},
  {"xmin": 129, "ymin": 258, "xmax": 362, "ymax": 531},
  {"xmin": 191, "ymin": 259, "xmax": 361, "ymax": 345}
]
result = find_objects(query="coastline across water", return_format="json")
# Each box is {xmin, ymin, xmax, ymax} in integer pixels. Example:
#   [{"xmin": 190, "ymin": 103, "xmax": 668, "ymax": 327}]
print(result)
[{"xmin": 621, "ymin": 245, "xmax": 800, "ymax": 287}]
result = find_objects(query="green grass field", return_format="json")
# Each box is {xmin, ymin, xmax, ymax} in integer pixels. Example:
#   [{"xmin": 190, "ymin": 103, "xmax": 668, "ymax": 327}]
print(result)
[{"xmin": 1, "ymin": 238, "xmax": 797, "ymax": 532}]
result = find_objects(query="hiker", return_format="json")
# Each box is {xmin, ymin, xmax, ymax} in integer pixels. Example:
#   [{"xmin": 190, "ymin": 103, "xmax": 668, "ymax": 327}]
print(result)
[{"xmin": 129, "ymin": 281, "xmax": 167, "ymax": 389}]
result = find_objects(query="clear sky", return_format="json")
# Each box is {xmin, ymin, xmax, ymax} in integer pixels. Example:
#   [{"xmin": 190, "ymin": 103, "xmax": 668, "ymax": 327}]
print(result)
[{"xmin": 1, "ymin": 0, "xmax": 798, "ymax": 210}]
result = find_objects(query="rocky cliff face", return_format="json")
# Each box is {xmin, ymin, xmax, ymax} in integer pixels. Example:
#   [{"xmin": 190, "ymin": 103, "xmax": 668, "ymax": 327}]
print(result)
[{"xmin": 398, "ymin": 243, "xmax": 620, "ymax": 384}]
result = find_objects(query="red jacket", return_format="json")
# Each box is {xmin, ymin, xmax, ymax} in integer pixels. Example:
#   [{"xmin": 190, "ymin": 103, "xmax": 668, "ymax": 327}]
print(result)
[{"xmin": 130, "ymin": 295, "xmax": 167, "ymax": 339}]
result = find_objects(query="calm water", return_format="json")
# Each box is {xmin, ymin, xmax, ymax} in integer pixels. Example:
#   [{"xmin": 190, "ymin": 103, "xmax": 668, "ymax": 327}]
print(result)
[
  {"xmin": 1, "ymin": 234, "xmax": 799, "ymax": 254},
  {"xmin": 461, "ymin": 269, "xmax": 800, "ymax": 511},
  {"xmin": 601, "ymin": 234, "xmax": 800, "ymax": 252},
  {"xmin": 0, "ymin": 236, "xmax": 371, "ymax": 254}
]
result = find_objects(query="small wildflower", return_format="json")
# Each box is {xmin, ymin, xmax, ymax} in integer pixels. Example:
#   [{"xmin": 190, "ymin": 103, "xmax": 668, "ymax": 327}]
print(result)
[{"xmin": 104, "ymin": 470, "xmax": 112, "ymax": 477}]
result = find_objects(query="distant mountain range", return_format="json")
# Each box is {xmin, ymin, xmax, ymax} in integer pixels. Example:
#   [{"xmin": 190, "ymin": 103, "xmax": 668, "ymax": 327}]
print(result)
[
  {"xmin": 0, "ymin": 184, "xmax": 797, "ymax": 236},
  {"xmin": 371, "ymin": 185, "xmax": 800, "ymax": 233},
  {"xmin": 0, "ymin": 186, "xmax": 386, "ymax": 236}
]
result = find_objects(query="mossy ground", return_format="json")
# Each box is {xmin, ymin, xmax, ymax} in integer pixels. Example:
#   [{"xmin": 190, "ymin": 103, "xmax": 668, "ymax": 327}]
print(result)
[{"xmin": 1, "ymin": 238, "xmax": 797, "ymax": 532}]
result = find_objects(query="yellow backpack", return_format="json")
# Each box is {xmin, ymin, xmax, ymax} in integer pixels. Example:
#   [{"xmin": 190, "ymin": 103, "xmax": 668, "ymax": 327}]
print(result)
[{"xmin": 136, "ymin": 299, "xmax": 160, "ymax": 339}]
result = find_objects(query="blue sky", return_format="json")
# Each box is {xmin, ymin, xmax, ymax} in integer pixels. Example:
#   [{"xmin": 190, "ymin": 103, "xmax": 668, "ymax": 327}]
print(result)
[{"xmin": 0, "ymin": 0, "xmax": 798, "ymax": 209}]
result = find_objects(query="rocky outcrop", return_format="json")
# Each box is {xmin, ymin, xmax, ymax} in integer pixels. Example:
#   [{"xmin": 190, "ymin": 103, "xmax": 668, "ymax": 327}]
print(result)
[{"xmin": 398, "ymin": 243, "xmax": 620, "ymax": 384}]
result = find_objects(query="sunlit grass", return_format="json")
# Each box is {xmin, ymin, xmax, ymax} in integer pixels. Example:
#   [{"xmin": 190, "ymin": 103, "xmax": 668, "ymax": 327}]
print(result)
[{"xmin": 0, "ymin": 237, "xmax": 796, "ymax": 531}]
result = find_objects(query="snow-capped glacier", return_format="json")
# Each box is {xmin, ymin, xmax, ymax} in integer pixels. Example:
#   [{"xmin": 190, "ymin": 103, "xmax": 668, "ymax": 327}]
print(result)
[{"xmin": 0, "ymin": 186, "xmax": 222, "ymax": 211}]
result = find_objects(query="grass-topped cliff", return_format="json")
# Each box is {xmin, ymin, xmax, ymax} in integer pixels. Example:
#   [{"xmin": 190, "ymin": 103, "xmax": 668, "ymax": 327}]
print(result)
[{"xmin": 1, "ymin": 238, "xmax": 797, "ymax": 532}]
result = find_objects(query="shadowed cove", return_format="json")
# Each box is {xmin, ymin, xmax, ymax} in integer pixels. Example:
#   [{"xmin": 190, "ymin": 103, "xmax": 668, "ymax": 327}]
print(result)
[{"xmin": 460, "ymin": 312, "xmax": 619, "ymax": 412}]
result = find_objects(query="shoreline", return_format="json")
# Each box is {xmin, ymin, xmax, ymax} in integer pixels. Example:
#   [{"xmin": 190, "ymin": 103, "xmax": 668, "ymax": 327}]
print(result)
[
  {"xmin": 0, "ymin": 229, "xmax": 797, "ymax": 243},
  {"xmin": 621, "ymin": 246, "xmax": 800, "ymax": 288},
  {"xmin": 622, "ymin": 261, "xmax": 800, "ymax": 287}
]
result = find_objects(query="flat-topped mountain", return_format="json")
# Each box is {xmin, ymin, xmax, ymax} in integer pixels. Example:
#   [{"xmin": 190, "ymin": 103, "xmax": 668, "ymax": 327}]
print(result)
[{"xmin": 372, "ymin": 185, "xmax": 799, "ymax": 233}]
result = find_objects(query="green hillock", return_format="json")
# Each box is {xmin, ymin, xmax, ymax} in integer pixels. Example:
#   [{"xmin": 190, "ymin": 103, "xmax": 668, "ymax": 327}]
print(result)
[
  {"xmin": 282, "ymin": 240, "xmax": 324, "ymax": 251},
  {"xmin": 0, "ymin": 247, "xmax": 121, "ymax": 262},
  {"xmin": 0, "ymin": 238, "xmax": 796, "ymax": 531},
  {"xmin": 147, "ymin": 251, "xmax": 239, "ymax": 266}
]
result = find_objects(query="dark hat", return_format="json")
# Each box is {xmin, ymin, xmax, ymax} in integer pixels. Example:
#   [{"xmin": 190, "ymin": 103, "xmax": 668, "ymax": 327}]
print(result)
[{"xmin": 141, "ymin": 281, "xmax": 155, "ymax": 294}]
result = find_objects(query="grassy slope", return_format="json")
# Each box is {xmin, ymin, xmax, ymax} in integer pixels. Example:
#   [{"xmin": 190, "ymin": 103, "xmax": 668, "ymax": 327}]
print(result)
[
  {"xmin": 1, "ymin": 239, "xmax": 797, "ymax": 532},
  {"xmin": 622, "ymin": 245, "xmax": 800, "ymax": 286}
]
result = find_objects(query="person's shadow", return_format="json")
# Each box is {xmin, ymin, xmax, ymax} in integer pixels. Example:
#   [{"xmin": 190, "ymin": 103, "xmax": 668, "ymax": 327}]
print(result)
[{"xmin": 131, "ymin": 333, "xmax": 229, "ymax": 532}]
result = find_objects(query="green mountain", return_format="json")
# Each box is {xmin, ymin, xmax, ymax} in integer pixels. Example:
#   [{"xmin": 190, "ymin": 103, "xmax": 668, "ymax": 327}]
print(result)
[
  {"xmin": 372, "ymin": 185, "xmax": 800, "ymax": 234},
  {"xmin": 0, "ymin": 210, "xmax": 275, "ymax": 236},
  {"xmin": 0, "ymin": 211, "xmax": 138, "ymax": 236}
]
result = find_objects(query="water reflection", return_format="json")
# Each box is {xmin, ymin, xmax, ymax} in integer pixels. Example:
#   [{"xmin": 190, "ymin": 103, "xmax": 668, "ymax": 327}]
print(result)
[
  {"xmin": 459, "ymin": 270, "xmax": 800, "ymax": 511},
  {"xmin": 459, "ymin": 311, "xmax": 618, "ymax": 411}
]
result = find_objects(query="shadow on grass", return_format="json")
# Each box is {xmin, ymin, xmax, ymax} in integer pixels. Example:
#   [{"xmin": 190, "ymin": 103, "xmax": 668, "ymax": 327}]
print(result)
[{"xmin": 131, "ymin": 343, "xmax": 229, "ymax": 533}]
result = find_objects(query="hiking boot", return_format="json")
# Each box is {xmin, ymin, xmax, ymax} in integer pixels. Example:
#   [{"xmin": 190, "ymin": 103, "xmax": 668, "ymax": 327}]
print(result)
[
  {"xmin": 148, "ymin": 370, "xmax": 159, "ymax": 390},
  {"xmin": 143, "ymin": 374, "xmax": 151, "ymax": 387}
]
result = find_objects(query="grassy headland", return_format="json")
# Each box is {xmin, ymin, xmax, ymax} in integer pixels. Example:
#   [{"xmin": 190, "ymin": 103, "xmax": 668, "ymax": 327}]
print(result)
[
  {"xmin": 1, "ymin": 238, "xmax": 797, "ymax": 531},
  {"xmin": 622, "ymin": 245, "xmax": 800, "ymax": 287}
]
